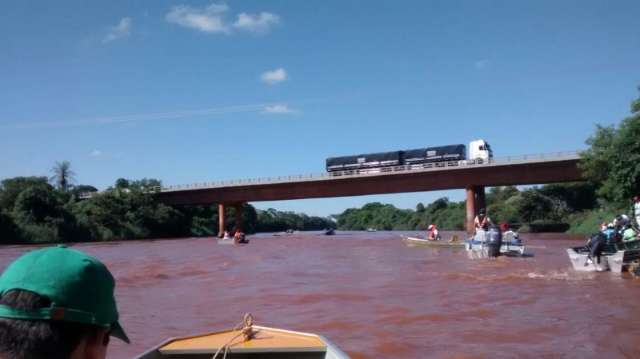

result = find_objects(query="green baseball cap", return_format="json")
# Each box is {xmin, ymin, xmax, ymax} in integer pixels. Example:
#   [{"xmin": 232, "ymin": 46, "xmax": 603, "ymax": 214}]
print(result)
[{"xmin": 0, "ymin": 245, "xmax": 129, "ymax": 343}]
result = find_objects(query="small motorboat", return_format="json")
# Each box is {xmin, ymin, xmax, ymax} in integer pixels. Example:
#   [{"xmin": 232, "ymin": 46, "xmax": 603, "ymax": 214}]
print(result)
[
  {"xmin": 466, "ymin": 228, "xmax": 525, "ymax": 258},
  {"xmin": 324, "ymin": 228, "xmax": 335, "ymax": 236},
  {"xmin": 566, "ymin": 246, "xmax": 610, "ymax": 272},
  {"xmin": 401, "ymin": 235, "xmax": 465, "ymax": 248},
  {"xmin": 135, "ymin": 314, "xmax": 350, "ymax": 359},
  {"xmin": 366, "ymin": 228, "xmax": 377, "ymax": 232},
  {"xmin": 217, "ymin": 237, "xmax": 235, "ymax": 245},
  {"xmin": 567, "ymin": 235, "xmax": 640, "ymax": 272}
]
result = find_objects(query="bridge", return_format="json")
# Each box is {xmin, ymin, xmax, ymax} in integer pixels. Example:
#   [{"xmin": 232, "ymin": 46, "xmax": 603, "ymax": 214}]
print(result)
[{"xmin": 156, "ymin": 151, "xmax": 583, "ymax": 235}]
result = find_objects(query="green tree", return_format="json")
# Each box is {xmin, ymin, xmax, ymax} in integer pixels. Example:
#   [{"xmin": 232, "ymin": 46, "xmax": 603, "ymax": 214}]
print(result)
[
  {"xmin": 580, "ymin": 88, "xmax": 640, "ymax": 205},
  {"xmin": 11, "ymin": 185, "xmax": 85, "ymax": 243},
  {"xmin": 50, "ymin": 161, "xmax": 75, "ymax": 192},
  {"xmin": 516, "ymin": 190, "xmax": 555, "ymax": 223},
  {"xmin": 0, "ymin": 212, "xmax": 21, "ymax": 243},
  {"xmin": 0, "ymin": 176, "xmax": 50, "ymax": 210}
]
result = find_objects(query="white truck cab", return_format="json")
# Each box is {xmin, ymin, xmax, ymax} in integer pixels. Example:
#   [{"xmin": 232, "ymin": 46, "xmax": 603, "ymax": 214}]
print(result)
[{"xmin": 468, "ymin": 139, "xmax": 493, "ymax": 162}]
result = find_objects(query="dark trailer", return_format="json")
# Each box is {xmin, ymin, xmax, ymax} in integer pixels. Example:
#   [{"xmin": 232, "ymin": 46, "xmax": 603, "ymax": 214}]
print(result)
[
  {"xmin": 326, "ymin": 151, "xmax": 402, "ymax": 172},
  {"xmin": 401, "ymin": 144, "xmax": 466, "ymax": 165},
  {"xmin": 424, "ymin": 144, "xmax": 466, "ymax": 163}
]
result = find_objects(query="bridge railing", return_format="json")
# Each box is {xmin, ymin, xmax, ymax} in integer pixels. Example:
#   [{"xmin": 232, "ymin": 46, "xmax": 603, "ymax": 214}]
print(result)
[{"xmin": 159, "ymin": 150, "xmax": 580, "ymax": 192}]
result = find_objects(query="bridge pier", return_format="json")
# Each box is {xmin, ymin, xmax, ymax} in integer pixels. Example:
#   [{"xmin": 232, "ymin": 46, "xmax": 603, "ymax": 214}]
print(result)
[
  {"xmin": 218, "ymin": 203, "xmax": 226, "ymax": 238},
  {"xmin": 465, "ymin": 185, "xmax": 486, "ymax": 233},
  {"xmin": 466, "ymin": 187, "xmax": 476, "ymax": 233}
]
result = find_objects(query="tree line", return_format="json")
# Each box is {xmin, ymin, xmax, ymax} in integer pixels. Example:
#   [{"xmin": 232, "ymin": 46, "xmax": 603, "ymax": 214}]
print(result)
[
  {"xmin": 333, "ymin": 183, "xmax": 598, "ymax": 233},
  {"xmin": 0, "ymin": 164, "xmax": 335, "ymax": 244}
]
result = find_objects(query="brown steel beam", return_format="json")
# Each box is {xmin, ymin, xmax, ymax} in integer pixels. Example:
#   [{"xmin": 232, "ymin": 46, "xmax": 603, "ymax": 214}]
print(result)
[
  {"xmin": 466, "ymin": 186, "xmax": 476, "ymax": 234},
  {"xmin": 218, "ymin": 203, "xmax": 225, "ymax": 238}
]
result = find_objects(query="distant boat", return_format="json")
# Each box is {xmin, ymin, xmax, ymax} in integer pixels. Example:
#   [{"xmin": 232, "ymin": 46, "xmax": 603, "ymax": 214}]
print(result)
[
  {"xmin": 366, "ymin": 228, "xmax": 377, "ymax": 232},
  {"xmin": 217, "ymin": 237, "xmax": 234, "ymax": 245},
  {"xmin": 401, "ymin": 235, "xmax": 465, "ymax": 248},
  {"xmin": 136, "ymin": 315, "xmax": 349, "ymax": 359},
  {"xmin": 324, "ymin": 228, "xmax": 335, "ymax": 236}
]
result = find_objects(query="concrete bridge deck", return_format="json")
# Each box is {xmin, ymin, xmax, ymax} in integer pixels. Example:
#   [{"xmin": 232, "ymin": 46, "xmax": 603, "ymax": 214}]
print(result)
[{"xmin": 156, "ymin": 151, "xmax": 581, "ymax": 205}]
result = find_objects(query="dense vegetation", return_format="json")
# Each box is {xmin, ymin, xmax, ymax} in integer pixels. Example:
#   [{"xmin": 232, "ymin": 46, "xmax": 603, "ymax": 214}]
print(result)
[
  {"xmin": 0, "ymin": 174, "xmax": 334, "ymax": 244},
  {"xmin": 333, "ymin": 183, "xmax": 598, "ymax": 232}
]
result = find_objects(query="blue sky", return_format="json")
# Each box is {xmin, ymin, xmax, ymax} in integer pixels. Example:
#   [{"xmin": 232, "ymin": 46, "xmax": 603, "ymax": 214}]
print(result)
[{"xmin": 1, "ymin": 1, "xmax": 639, "ymax": 216}]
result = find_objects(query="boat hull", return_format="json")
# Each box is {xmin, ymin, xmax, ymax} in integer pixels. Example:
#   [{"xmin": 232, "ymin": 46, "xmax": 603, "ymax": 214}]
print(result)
[
  {"xmin": 402, "ymin": 236, "xmax": 465, "ymax": 247},
  {"xmin": 566, "ymin": 247, "xmax": 609, "ymax": 272},
  {"xmin": 136, "ymin": 325, "xmax": 350, "ymax": 359},
  {"xmin": 466, "ymin": 240, "xmax": 525, "ymax": 258}
]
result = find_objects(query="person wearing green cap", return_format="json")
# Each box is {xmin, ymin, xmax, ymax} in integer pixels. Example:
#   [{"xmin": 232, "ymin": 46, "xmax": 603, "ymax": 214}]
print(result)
[{"xmin": 0, "ymin": 245, "xmax": 129, "ymax": 359}]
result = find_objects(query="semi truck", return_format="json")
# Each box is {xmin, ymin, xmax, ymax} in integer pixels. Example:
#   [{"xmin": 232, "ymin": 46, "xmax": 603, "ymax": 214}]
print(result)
[{"xmin": 326, "ymin": 139, "xmax": 493, "ymax": 174}]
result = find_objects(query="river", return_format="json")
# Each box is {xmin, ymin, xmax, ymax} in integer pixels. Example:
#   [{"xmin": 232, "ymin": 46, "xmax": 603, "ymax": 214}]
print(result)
[{"xmin": 1, "ymin": 232, "xmax": 639, "ymax": 358}]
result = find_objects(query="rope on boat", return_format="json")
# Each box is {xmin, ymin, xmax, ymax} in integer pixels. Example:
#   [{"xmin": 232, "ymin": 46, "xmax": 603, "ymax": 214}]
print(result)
[{"xmin": 211, "ymin": 313, "xmax": 256, "ymax": 359}]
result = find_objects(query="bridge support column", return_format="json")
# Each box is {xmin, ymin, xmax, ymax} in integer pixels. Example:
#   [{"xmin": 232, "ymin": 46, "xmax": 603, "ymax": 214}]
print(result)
[
  {"xmin": 466, "ymin": 186, "xmax": 487, "ymax": 233},
  {"xmin": 466, "ymin": 187, "xmax": 476, "ymax": 234},
  {"xmin": 218, "ymin": 203, "xmax": 226, "ymax": 238},
  {"xmin": 234, "ymin": 203, "xmax": 244, "ymax": 233}
]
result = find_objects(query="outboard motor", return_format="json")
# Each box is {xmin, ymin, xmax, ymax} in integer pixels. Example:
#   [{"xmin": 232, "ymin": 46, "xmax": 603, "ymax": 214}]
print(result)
[
  {"xmin": 588, "ymin": 232, "xmax": 606, "ymax": 264},
  {"xmin": 486, "ymin": 226, "xmax": 503, "ymax": 257}
]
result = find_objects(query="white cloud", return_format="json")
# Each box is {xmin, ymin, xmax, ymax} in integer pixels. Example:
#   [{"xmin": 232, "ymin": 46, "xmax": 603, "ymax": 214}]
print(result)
[
  {"xmin": 3, "ymin": 102, "xmax": 302, "ymax": 129},
  {"xmin": 233, "ymin": 12, "xmax": 280, "ymax": 33},
  {"xmin": 90, "ymin": 150, "xmax": 102, "ymax": 157},
  {"xmin": 166, "ymin": 3, "xmax": 230, "ymax": 34},
  {"xmin": 474, "ymin": 59, "xmax": 489, "ymax": 70},
  {"xmin": 104, "ymin": 17, "xmax": 132, "ymax": 43},
  {"xmin": 263, "ymin": 104, "xmax": 296, "ymax": 114},
  {"xmin": 260, "ymin": 68, "xmax": 287, "ymax": 84}
]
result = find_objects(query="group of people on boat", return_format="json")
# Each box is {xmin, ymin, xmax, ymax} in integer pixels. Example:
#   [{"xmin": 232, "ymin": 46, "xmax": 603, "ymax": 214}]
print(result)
[
  {"xmin": 598, "ymin": 214, "xmax": 639, "ymax": 243},
  {"xmin": 472, "ymin": 208, "xmax": 520, "ymax": 243},
  {"xmin": 222, "ymin": 230, "xmax": 249, "ymax": 244},
  {"xmin": 585, "ymin": 199, "xmax": 640, "ymax": 266}
]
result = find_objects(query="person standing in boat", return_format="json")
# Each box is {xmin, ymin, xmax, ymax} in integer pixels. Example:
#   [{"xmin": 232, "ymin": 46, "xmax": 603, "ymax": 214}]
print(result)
[
  {"xmin": 621, "ymin": 222, "xmax": 639, "ymax": 242},
  {"xmin": 0, "ymin": 246, "xmax": 129, "ymax": 359},
  {"xmin": 474, "ymin": 208, "xmax": 492, "ymax": 231},
  {"xmin": 427, "ymin": 224, "xmax": 440, "ymax": 241}
]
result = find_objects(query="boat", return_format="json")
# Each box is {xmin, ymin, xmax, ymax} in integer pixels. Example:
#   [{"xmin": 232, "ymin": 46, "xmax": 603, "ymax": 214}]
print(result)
[
  {"xmin": 217, "ymin": 237, "xmax": 235, "ymax": 245},
  {"xmin": 324, "ymin": 228, "xmax": 335, "ymax": 235},
  {"xmin": 366, "ymin": 228, "xmax": 377, "ymax": 232},
  {"xmin": 135, "ymin": 314, "xmax": 350, "ymax": 359},
  {"xmin": 401, "ymin": 235, "xmax": 465, "ymax": 247},
  {"xmin": 466, "ymin": 229, "xmax": 525, "ymax": 258},
  {"xmin": 567, "ymin": 238, "xmax": 640, "ymax": 273}
]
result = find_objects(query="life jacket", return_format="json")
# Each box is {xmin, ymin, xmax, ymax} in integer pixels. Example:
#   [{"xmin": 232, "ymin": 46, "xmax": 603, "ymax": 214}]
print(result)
[{"xmin": 475, "ymin": 215, "xmax": 489, "ymax": 229}]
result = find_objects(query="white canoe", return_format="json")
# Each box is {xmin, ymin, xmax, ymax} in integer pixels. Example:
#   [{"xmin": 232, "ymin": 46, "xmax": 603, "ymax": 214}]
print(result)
[
  {"xmin": 402, "ymin": 235, "xmax": 465, "ymax": 247},
  {"xmin": 136, "ymin": 325, "xmax": 350, "ymax": 359}
]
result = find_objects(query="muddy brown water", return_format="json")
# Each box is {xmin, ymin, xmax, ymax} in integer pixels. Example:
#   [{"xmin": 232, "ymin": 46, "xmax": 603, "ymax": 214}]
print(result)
[{"xmin": 1, "ymin": 232, "xmax": 639, "ymax": 358}]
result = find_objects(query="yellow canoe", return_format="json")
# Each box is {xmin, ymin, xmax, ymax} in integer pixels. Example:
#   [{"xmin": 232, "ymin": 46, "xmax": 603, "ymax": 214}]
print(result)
[{"xmin": 135, "ymin": 325, "xmax": 350, "ymax": 359}]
